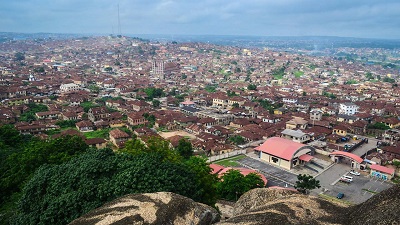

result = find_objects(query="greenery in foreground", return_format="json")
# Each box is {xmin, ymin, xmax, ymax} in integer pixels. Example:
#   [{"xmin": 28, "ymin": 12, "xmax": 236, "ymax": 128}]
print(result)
[{"xmin": 0, "ymin": 125, "xmax": 264, "ymax": 225}]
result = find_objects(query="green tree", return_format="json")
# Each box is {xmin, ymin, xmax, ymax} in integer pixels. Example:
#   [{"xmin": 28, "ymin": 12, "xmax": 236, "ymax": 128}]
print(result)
[
  {"xmin": 55, "ymin": 120, "xmax": 77, "ymax": 128},
  {"xmin": 104, "ymin": 67, "xmax": 112, "ymax": 72},
  {"xmin": 368, "ymin": 122, "xmax": 390, "ymax": 130},
  {"xmin": 217, "ymin": 169, "xmax": 264, "ymax": 201},
  {"xmin": 247, "ymin": 84, "xmax": 257, "ymax": 90},
  {"xmin": 175, "ymin": 139, "xmax": 193, "ymax": 159},
  {"xmin": 205, "ymin": 84, "xmax": 217, "ymax": 93},
  {"xmin": 294, "ymin": 174, "xmax": 321, "ymax": 194},
  {"xmin": 181, "ymin": 74, "xmax": 187, "ymax": 79},
  {"xmin": 152, "ymin": 99, "xmax": 161, "ymax": 108},
  {"xmin": 229, "ymin": 135, "xmax": 246, "ymax": 145},
  {"xmin": 232, "ymin": 102, "xmax": 240, "ymax": 108},
  {"xmin": 13, "ymin": 149, "xmax": 215, "ymax": 224},
  {"xmin": 88, "ymin": 84, "xmax": 100, "ymax": 93},
  {"xmin": 14, "ymin": 52, "xmax": 25, "ymax": 61}
]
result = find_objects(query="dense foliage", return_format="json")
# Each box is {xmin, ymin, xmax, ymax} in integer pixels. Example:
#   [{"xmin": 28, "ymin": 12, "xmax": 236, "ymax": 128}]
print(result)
[
  {"xmin": 13, "ymin": 149, "xmax": 212, "ymax": 225},
  {"xmin": 217, "ymin": 169, "xmax": 265, "ymax": 201},
  {"xmin": 19, "ymin": 103, "xmax": 48, "ymax": 122}
]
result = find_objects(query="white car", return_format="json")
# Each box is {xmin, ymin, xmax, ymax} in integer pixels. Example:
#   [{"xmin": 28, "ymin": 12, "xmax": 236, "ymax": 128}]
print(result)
[{"xmin": 349, "ymin": 171, "xmax": 360, "ymax": 176}]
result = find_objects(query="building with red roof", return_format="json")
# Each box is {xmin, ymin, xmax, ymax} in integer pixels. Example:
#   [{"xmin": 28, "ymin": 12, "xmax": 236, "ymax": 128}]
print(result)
[
  {"xmin": 209, "ymin": 164, "xmax": 267, "ymax": 186},
  {"xmin": 255, "ymin": 137, "xmax": 315, "ymax": 170},
  {"xmin": 329, "ymin": 151, "xmax": 363, "ymax": 169},
  {"xmin": 370, "ymin": 164, "xmax": 395, "ymax": 180}
]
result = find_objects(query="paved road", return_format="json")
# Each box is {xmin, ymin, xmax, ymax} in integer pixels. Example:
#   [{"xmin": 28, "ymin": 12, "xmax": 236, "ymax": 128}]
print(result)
[{"xmin": 351, "ymin": 138, "xmax": 377, "ymax": 156}]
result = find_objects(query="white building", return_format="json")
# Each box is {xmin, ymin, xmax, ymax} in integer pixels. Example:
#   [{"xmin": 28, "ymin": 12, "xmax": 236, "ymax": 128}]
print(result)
[
  {"xmin": 339, "ymin": 102, "xmax": 359, "ymax": 115},
  {"xmin": 60, "ymin": 83, "xmax": 80, "ymax": 93}
]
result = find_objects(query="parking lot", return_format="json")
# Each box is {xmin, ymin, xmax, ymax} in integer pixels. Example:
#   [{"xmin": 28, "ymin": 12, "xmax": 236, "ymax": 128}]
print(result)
[
  {"xmin": 321, "ymin": 171, "xmax": 393, "ymax": 204},
  {"xmin": 237, "ymin": 157, "xmax": 298, "ymax": 188}
]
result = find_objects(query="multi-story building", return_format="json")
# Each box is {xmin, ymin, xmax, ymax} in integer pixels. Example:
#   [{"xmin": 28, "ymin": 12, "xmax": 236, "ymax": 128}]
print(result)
[{"xmin": 339, "ymin": 102, "xmax": 359, "ymax": 115}]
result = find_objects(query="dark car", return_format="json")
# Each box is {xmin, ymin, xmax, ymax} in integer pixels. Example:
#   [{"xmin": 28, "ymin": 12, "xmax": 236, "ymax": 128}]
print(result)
[{"xmin": 337, "ymin": 192, "xmax": 344, "ymax": 199}]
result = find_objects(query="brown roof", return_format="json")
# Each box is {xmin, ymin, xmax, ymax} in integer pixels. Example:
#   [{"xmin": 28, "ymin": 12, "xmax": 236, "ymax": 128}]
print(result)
[{"xmin": 109, "ymin": 129, "xmax": 129, "ymax": 139}]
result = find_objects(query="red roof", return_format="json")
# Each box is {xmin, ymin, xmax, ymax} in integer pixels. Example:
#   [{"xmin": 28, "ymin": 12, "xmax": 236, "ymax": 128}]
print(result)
[
  {"xmin": 255, "ymin": 137, "xmax": 306, "ymax": 161},
  {"xmin": 209, "ymin": 164, "xmax": 225, "ymax": 174},
  {"xmin": 329, "ymin": 151, "xmax": 363, "ymax": 163},
  {"xmin": 299, "ymin": 154, "xmax": 314, "ymax": 162},
  {"xmin": 217, "ymin": 167, "xmax": 267, "ymax": 185},
  {"xmin": 370, "ymin": 164, "xmax": 395, "ymax": 175}
]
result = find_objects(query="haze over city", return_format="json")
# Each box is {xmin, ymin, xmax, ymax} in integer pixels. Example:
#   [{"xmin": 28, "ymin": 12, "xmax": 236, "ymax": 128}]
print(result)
[{"xmin": 1, "ymin": 0, "xmax": 400, "ymax": 39}]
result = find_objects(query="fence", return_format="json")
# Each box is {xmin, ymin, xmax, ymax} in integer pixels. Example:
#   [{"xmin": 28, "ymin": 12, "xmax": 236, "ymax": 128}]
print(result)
[{"xmin": 209, "ymin": 149, "xmax": 247, "ymax": 162}]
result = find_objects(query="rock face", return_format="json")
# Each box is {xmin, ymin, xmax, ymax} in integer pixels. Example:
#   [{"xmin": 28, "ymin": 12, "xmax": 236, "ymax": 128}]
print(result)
[
  {"xmin": 68, "ymin": 192, "xmax": 220, "ymax": 225},
  {"xmin": 219, "ymin": 188, "xmax": 348, "ymax": 225},
  {"xmin": 71, "ymin": 185, "xmax": 400, "ymax": 225}
]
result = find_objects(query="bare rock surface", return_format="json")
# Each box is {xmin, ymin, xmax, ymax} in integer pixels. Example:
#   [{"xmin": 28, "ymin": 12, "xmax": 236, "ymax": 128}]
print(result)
[
  {"xmin": 70, "ymin": 185, "xmax": 400, "ymax": 225},
  {"xmin": 69, "ymin": 192, "xmax": 220, "ymax": 225},
  {"xmin": 219, "ymin": 188, "xmax": 348, "ymax": 225}
]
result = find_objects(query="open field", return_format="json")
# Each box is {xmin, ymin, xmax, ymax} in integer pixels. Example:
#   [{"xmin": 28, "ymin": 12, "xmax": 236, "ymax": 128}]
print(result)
[
  {"xmin": 213, "ymin": 155, "xmax": 247, "ymax": 167},
  {"xmin": 158, "ymin": 130, "xmax": 197, "ymax": 140}
]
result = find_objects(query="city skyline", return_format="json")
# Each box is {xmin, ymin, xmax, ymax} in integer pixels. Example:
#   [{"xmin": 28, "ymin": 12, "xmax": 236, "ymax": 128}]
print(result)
[{"xmin": 1, "ymin": 0, "xmax": 400, "ymax": 39}]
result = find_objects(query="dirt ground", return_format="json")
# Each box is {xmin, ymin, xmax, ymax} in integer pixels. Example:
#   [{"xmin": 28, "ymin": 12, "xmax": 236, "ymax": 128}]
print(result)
[{"xmin": 158, "ymin": 130, "xmax": 197, "ymax": 140}]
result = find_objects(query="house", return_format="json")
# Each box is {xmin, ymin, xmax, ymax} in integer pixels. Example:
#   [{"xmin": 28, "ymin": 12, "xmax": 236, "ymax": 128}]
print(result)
[
  {"xmin": 370, "ymin": 164, "xmax": 395, "ymax": 180},
  {"xmin": 60, "ymin": 83, "xmax": 80, "ymax": 93},
  {"xmin": 274, "ymin": 107, "xmax": 288, "ymax": 115},
  {"xmin": 333, "ymin": 125, "xmax": 348, "ymax": 137},
  {"xmin": 109, "ymin": 120, "xmax": 126, "ymax": 128},
  {"xmin": 75, "ymin": 120, "xmax": 94, "ymax": 132},
  {"xmin": 255, "ymin": 137, "xmax": 315, "ymax": 170},
  {"xmin": 85, "ymin": 138, "xmax": 107, "ymax": 149},
  {"xmin": 310, "ymin": 109, "xmax": 322, "ymax": 121},
  {"xmin": 281, "ymin": 129, "xmax": 311, "ymax": 144},
  {"xmin": 35, "ymin": 111, "xmax": 61, "ymax": 120},
  {"xmin": 109, "ymin": 129, "xmax": 130, "ymax": 148},
  {"xmin": 337, "ymin": 114, "xmax": 357, "ymax": 124},
  {"xmin": 88, "ymin": 107, "xmax": 109, "ymax": 122},
  {"xmin": 286, "ymin": 116, "xmax": 308, "ymax": 130},
  {"xmin": 339, "ymin": 102, "xmax": 359, "ymax": 115}
]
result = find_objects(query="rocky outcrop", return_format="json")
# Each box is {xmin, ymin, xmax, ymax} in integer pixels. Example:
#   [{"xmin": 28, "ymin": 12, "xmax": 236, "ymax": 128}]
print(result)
[
  {"xmin": 69, "ymin": 192, "xmax": 220, "ymax": 225},
  {"xmin": 219, "ymin": 188, "xmax": 348, "ymax": 225},
  {"xmin": 71, "ymin": 185, "xmax": 400, "ymax": 225}
]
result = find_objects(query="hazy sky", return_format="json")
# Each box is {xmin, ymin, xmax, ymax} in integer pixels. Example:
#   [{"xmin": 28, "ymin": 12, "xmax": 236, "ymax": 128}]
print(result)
[{"xmin": 1, "ymin": 0, "xmax": 399, "ymax": 39}]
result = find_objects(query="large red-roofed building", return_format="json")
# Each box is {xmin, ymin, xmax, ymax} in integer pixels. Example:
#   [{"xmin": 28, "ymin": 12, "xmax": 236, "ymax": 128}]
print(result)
[{"xmin": 255, "ymin": 137, "xmax": 315, "ymax": 170}]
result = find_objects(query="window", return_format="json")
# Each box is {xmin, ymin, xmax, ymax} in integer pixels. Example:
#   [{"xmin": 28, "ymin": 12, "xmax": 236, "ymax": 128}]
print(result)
[{"xmin": 271, "ymin": 157, "xmax": 279, "ymax": 163}]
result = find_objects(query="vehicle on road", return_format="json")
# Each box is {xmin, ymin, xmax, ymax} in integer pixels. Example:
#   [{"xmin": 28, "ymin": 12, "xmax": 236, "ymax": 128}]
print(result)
[
  {"xmin": 337, "ymin": 192, "xmax": 344, "ymax": 199},
  {"xmin": 349, "ymin": 170, "xmax": 360, "ymax": 176}
]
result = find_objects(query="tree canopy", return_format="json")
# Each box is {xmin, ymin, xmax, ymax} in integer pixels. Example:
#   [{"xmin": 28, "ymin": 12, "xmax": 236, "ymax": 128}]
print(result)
[
  {"xmin": 13, "ymin": 149, "xmax": 218, "ymax": 225},
  {"xmin": 294, "ymin": 174, "xmax": 321, "ymax": 194},
  {"xmin": 216, "ymin": 169, "xmax": 264, "ymax": 201},
  {"xmin": 175, "ymin": 138, "xmax": 194, "ymax": 159}
]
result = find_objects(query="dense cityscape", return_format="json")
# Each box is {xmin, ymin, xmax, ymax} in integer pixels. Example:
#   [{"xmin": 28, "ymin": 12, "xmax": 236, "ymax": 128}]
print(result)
[{"xmin": 1, "ymin": 32, "xmax": 400, "ymax": 224}]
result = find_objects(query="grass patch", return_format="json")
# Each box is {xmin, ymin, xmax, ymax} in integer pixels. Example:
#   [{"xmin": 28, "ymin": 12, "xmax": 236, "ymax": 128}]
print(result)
[
  {"xmin": 83, "ymin": 128, "xmax": 112, "ymax": 139},
  {"xmin": 318, "ymin": 193, "xmax": 354, "ymax": 206},
  {"xmin": 361, "ymin": 188, "xmax": 379, "ymax": 194},
  {"xmin": 213, "ymin": 155, "xmax": 247, "ymax": 167},
  {"xmin": 294, "ymin": 71, "xmax": 304, "ymax": 78}
]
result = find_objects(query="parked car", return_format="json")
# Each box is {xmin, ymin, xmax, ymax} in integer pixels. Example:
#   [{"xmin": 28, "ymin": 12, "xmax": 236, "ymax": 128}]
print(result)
[
  {"xmin": 337, "ymin": 192, "xmax": 344, "ymax": 199},
  {"xmin": 340, "ymin": 177, "xmax": 352, "ymax": 183},
  {"xmin": 349, "ymin": 170, "xmax": 360, "ymax": 176}
]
